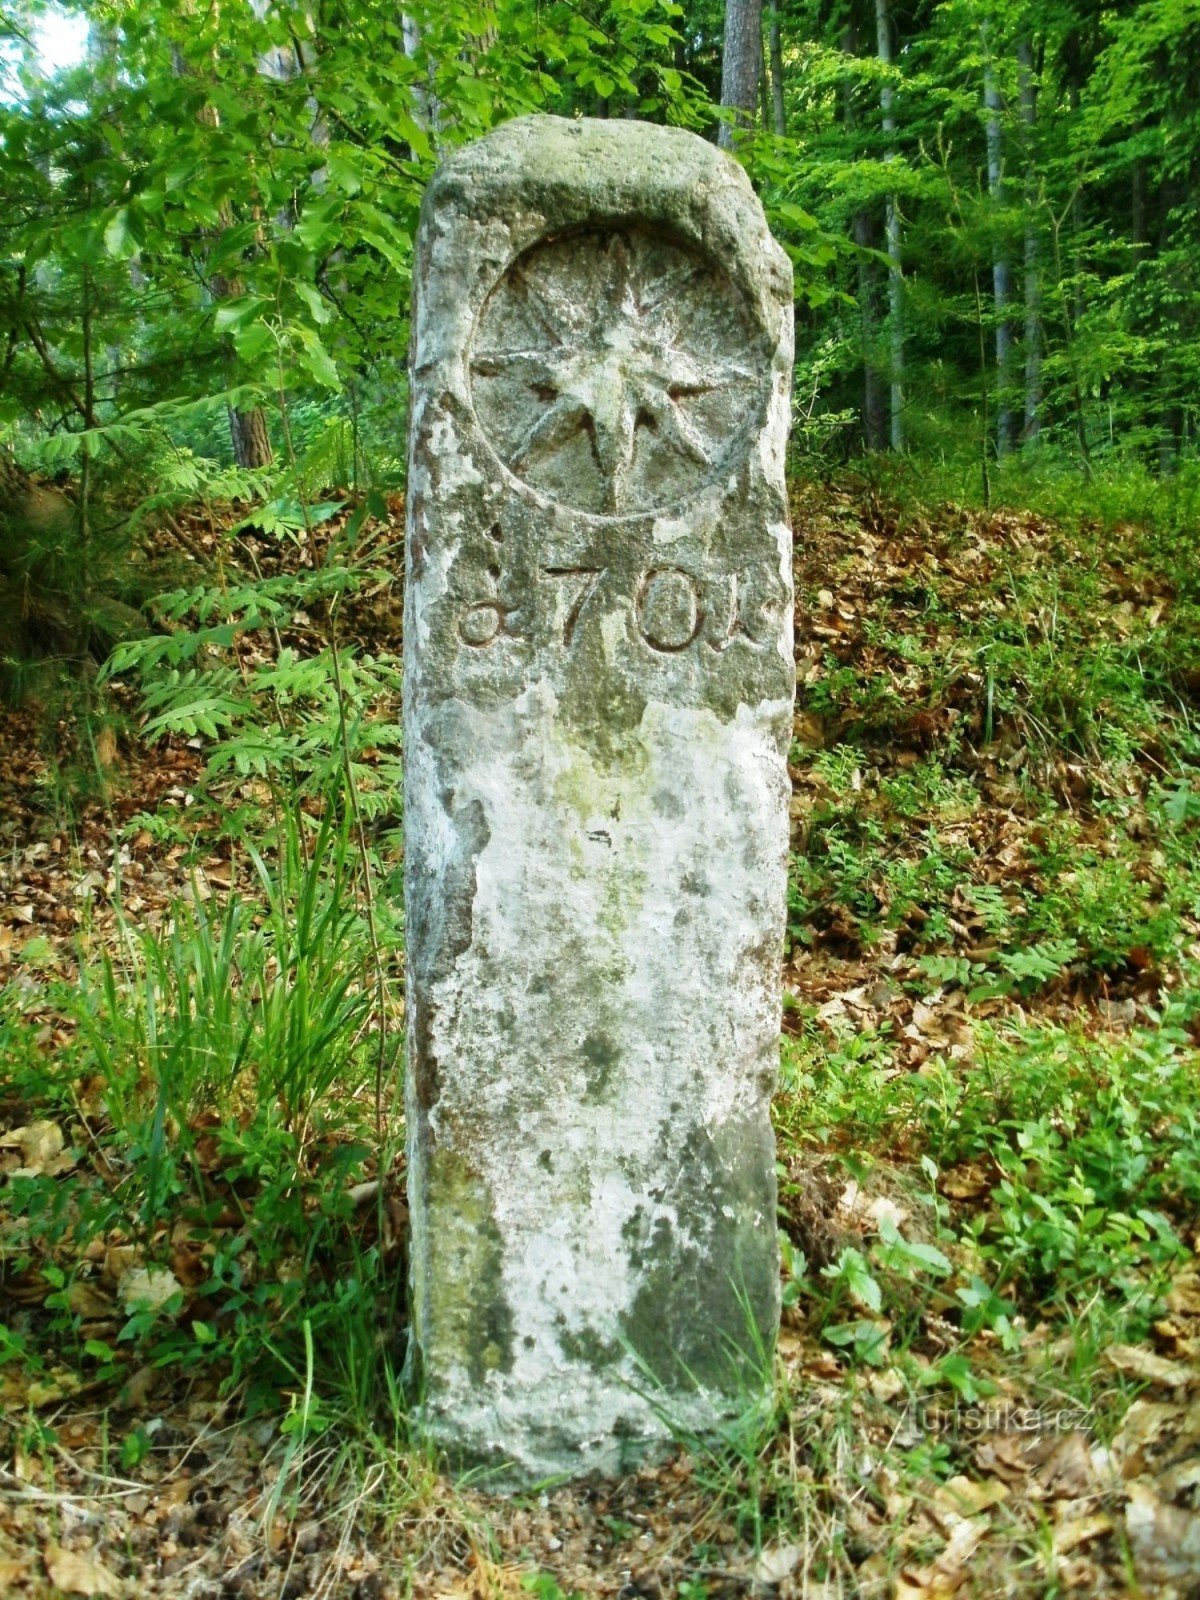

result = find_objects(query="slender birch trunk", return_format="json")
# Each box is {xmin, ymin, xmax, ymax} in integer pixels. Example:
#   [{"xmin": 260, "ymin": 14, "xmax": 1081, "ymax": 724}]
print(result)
[
  {"xmin": 768, "ymin": 0, "xmax": 786, "ymax": 136},
  {"xmin": 983, "ymin": 41, "xmax": 1013, "ymax": 458},
  {"xmin": 759, "ymin": 25, "xmax": 771, "ymax": 130},
  {"xmin": 844, "ymin": 20, "xmax": 885, "ymax": 450},
  {"xmin": 875, "ymin": 0, "xmax": 903, "ymax": 451},
  {"xmin": 402, "ymin": 13, "xmax": 434, "ymax": 132},
  {"xmin": 1017, "ymin": 37, "xmax": 1042, "ymax": 443}
]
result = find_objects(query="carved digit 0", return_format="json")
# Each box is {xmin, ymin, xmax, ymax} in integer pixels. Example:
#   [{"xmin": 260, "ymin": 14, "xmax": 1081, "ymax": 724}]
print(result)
[
  {"xmin": 637, "ymin": 567, "xmax": 704, "ymax": 653},
  {"xmin": 459, "ymin": 600, "xmax": 514, "ymax": 648}
]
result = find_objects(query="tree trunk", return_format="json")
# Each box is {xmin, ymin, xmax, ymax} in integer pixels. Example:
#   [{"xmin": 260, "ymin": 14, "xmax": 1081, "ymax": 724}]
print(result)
[
  {"xmin": 1067, "ymin": 78, "xmax": 1085, "ymax": 332},
  {"xmin": 1131, "ymin": 157, "xmax": 1148, "ymax": 250},
  {"xmin": 718, "ymin": 0, "xmax": 763, "ymax": 150},
  {"xmin": 853, "ymin": 211, "xmax": 887, "ymax": 451},
  {"xmin": 768, "ymin": 0, "xmax": 786, "ymax": 136},
  {"xmin": 875, "ymin": 0, "xmax": 903, "ymax": 451},
  {"xmin": 984, "ymin": 44, "xmax": 1013, "ymax": 458},
  {"xmin": 173, "ymin": 38, "xmax": 275, "ymax": 469},
  {"xmin": 843, "ymin": 22, "xmax": 884, "ymax": 451},
  {"xmin": 0, "ymin": 456, "xmax": 74, "ymax": 545},
  {"xmin": 759, "ymin": 26, "xmax": 771, "ymax": 130},
  {"xmin": 1157, "ymin": 176, "xmax": 1182, "ymax": 471},
  {"xmin": 0, "ymin": 453, "xmax": 36, "ymax": 517},
  {"xmin": 402, "ymin": 11, "xmax": 438, "ymax": 133},
  {"xmin": 1017, "ymin": 37, "xmax": 1042, "ymax": 443},
  {"xmin": 227, "ymin": 404, "xmax": 274, "ymax": 470},
  {"xmin": 210, "ymin": 242, "xmax": 274, "ymax": 468}
]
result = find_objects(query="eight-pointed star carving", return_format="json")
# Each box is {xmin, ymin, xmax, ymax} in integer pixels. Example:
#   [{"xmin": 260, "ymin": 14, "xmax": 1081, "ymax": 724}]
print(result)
[{"xmin": 470, "ymin": 232, "xmax": 758, "ymax": 515}]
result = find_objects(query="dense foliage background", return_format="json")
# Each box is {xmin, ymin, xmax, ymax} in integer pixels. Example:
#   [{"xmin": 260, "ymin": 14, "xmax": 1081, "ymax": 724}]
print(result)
[{"xmin": 3, "ymin": 0, "xmax": 1199, "ymax": 495}]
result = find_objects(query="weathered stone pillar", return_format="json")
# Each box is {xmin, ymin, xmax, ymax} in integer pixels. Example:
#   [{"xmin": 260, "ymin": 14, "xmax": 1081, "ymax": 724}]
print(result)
[{"xmin": 404, "ymin": 115, "xmax": 794, "ymax": 1481}]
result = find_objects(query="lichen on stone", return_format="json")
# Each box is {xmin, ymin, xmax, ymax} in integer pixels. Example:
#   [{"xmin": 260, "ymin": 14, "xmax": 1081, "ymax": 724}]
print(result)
[{"xmin": 404, "ymin": 113, "xmax": 794, "ymax": 1484}]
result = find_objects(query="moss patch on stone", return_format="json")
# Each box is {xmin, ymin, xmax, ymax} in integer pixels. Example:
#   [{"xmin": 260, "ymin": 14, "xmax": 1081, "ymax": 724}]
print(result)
[
  {"xmin": 425, "ymin": 1147, "xmax": 515, "ymax": 1388},
  {"xmin": 619, "ymin": 1120, "xmax": 777, "ymax": 1395}
]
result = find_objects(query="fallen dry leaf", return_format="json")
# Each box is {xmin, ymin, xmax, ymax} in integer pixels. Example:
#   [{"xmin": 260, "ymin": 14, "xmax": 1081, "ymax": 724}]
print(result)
[
  {"xmin": 67, "ymin": 1280, "xmax": 115, "ymax": 1319},
  {"xmin": 114, "ymin": 1366, "xmax": 159, "ymax": 1412},
  {"xmin": 930, "ymin": 1475, "xmax": 1009, "ymax": 1521},
  {"xmin": 894, "ymin": 1567, "xmax": 958, "ymax": 1600},
  {"xmin": 1167, "ymin": 1270, "xmax": 1200, "ymax": 1316},
  {"xmin": 1112, "ymin": 1398, "xmax": 1200, "ymax": 1478},
  {"xmin": 895, "ymin": 1510, "xmax": 990, "ymax": 1599},
  {"xmin": 1153, "ymin": 1316, "xmax": 1200, "ymax": 1360},
  {"xmin": 26, "ymin": 1369, "xmax": 83, "ymax": 1407},
  {"xmin": 1156, "ymin": 1458, "xmax": 1200, "ymax": 1499},
  {"xmin": 44, "ymin": 1543, "xmax": 123, "ymax": 1597},
  {"xmin": 93, "ymin": 725, "xmax": 118, "ymax": 768},
  {"xmin": 1106, "ymin": 1344, "xmax": 1195, "ymax": 1390},
  {"xmin": 974, "ymin": 1433, "xmax": 1032, "ymax": 1481},
  {"xmin": 867, "ymin": 1365, "xmax": 907, "ymax": 1402},
  {"xmin": 102, "ymin": 1244, "xmax": 140, "ymax": 1286},
  {"xmin": 938, "ymin": 1164, "xmax": 991, "ymax": 1200},
  {"xmin": 1125, "ymin": 1480, "xmax": 1200, "ymax": 1582},
  {"xmin": 1057, "ymin": 1553, "xmax": 1108, "ymax": 1593},
  {"xmin": 753, "ymin": 1542, "xmax": 803, "ymax": 1585},
  {"xmin": 937, "ymin": 1515, "xmax": 989, "ymax": 1571},
  {"xmin": 1053, "ymin": 1513, "xmax": 1113, "ymax": 1555},
  {"xmin": 1, "ymin": 1119, "xmax": 63, "ymax": 1173},
  {"xmin": 1035, "ymin": 1432, "xmax": 1098, "ymax": 1498},
  {"xmin": 116, "ymin": 1267, "xmax": 182, "ymax": 1314}
]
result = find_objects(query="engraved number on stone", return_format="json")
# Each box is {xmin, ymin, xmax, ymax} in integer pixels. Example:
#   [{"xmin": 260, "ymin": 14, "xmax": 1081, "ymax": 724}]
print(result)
[
  {"xmin": 459, "ymin": 600, "xmax": 516, "ymax": 648},
  {"xmin": 461, "ymin": 563, "xmax": 767, "ymax": 654},
  {"xmin": 637, "ymin": 567, "xmax": 705, "ymax": 654},
  {"xmin": 709, "ymin": 572, "xmax": 766, "ymax": 652},
  {"xmin": 460, "ymin": 522, "xmax": 519, "ymax": 648},
  {"xmin": 542, "ymin": 567, "xmax": 603, "ymax": 647}
]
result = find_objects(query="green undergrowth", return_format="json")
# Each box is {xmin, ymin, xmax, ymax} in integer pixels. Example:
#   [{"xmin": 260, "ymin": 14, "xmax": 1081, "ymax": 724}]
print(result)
[
  {"xmin": 767, "ymin": 472, "xmax": 1200, "ymax": 1416},
  {"xmin": 650, "ymin": 1000, "xmax": 1198, "ymax": 1592},
  {"xmin": 857, "ymin": 446, "xmax": 1200, "ymax": 545},
  {"xmin": 2, "ymin": 474, "xmax": 1200, "ymax": 1592},
  {"xmin": 788, "ymin": 471, "xmax": 1200, "ymax": 995},
  {"xmin": 1, "ymin": 482, "xmax": 414, "ymax": 1523},
  {"xmin": 1, "ymin": 801, "xmax": 405, "ymax": 1447},
  {"xmin": 787, "ymin": 745, "xmax": 1200, "ymax": 987},
  {"xmin": 777, "ymin": 1004, "xmax": 1200, "ymax": 1359}
]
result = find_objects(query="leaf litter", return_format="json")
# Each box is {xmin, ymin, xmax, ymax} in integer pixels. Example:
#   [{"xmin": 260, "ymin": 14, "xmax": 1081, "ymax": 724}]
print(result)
[{"xmin": 2, "ymin": 484, "xmax": 1200, "ymax": 1596}]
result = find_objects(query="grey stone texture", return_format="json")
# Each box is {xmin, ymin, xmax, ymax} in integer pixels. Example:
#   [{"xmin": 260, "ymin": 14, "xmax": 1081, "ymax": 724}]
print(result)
[{"xmin": 404, "ymin": 114, "xmax": 794, "ymax": 1482}]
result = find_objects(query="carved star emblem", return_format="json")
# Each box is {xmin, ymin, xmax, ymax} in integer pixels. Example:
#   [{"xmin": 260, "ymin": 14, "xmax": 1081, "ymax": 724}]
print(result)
[{"xmin": 470, "ymin": 233, "xmax": 759, "ymax": 515}]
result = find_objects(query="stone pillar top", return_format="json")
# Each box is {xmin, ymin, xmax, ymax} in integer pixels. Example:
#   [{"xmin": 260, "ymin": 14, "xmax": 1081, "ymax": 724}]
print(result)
[
  {"xmin": 420, "ymin": 113, "xmax": 791, "ymax": 315},
  {"xmin": 411, "ymin": 118, "xmax": 793, "ymax": 467}
]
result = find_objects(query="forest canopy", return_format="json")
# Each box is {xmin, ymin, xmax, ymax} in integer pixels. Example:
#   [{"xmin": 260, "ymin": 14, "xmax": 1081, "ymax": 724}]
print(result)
[{"xmin": 2, "ymin": 0, "xmax": 1198, "ymax": 495}]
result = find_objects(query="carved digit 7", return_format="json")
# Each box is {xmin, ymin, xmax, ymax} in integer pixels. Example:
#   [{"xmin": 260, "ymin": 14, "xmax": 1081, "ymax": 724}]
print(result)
[{"xmin": 542, "ymin": 567, "xmax": 603, "ymax": 647}]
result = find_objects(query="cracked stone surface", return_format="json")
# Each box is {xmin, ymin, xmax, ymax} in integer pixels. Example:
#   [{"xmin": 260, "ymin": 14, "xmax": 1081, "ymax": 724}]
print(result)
[{"xmin": 403, "ymin": 114, "xmax": 795, "ymax": 1483}]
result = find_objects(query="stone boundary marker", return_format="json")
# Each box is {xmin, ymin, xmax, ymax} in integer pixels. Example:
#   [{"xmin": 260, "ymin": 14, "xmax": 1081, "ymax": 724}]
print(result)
[{"xmin": 404, "ymin": 114, "xmax": 794, "ymax": 1482}]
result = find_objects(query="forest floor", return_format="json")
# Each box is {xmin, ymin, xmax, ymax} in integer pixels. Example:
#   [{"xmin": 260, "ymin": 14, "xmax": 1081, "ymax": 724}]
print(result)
[{"xmin": 3, "ymin": 478, "xmax": 1200, "ymax": 1598}]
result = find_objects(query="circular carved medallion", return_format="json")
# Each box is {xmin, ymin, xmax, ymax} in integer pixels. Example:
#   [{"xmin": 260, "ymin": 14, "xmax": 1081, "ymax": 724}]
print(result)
[{"xmin": 468, "ymin": 228, "xmax": 769, "ymax": 518}]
